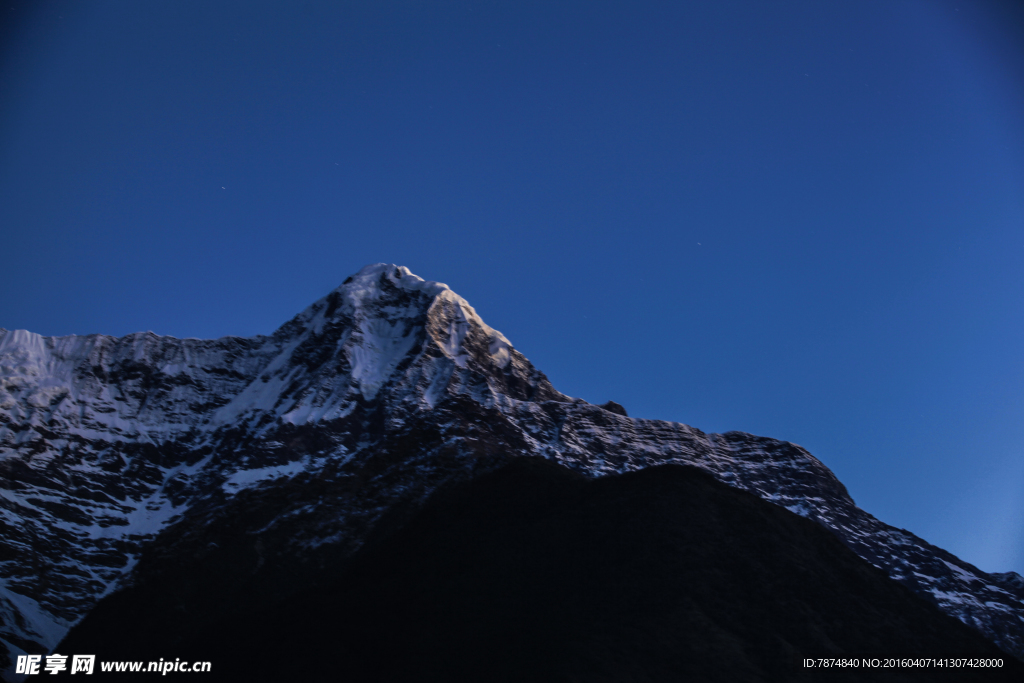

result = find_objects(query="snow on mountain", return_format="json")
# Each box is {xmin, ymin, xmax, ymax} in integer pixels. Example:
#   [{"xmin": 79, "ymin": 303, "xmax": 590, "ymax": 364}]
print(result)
[{"xmin": 1, "ymin": 264, "xmax": 1021, "ymax": 677}]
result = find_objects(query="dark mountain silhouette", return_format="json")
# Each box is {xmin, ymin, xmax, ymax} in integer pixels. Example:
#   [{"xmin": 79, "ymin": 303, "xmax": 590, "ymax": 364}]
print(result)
[{"xmin": 61, "ymin": 458, "xmax": 1020, "ymax": 682}]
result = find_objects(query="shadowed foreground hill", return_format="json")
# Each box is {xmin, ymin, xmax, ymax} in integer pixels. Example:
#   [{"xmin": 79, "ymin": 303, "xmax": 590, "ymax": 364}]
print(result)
[{"xmin": 61, "ymin": 459, "xmax": 1020, "ymax": 682}]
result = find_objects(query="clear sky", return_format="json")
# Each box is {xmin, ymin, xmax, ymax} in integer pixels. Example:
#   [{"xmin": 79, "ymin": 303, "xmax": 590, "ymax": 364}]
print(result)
[{"xmin": 1, "ymin": 0, "xmax": 1022, "ymax": 576}]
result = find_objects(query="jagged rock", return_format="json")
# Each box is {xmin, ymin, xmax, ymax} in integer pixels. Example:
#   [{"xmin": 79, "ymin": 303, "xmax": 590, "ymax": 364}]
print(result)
[{"xmin": 599, "ymin": 400, "xmax": 628, "ymax": 416}]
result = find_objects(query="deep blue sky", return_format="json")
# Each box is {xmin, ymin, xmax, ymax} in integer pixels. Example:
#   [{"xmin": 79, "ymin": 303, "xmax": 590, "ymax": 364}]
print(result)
[{"xmin": 2, "ymin": 0, "xmax": 1022, "ymax": 575}]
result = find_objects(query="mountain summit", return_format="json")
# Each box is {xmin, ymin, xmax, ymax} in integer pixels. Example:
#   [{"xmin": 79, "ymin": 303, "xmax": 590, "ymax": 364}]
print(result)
[{"xmin": 1, "ymin": 265, "xmax": 1022, "ymax": 678}]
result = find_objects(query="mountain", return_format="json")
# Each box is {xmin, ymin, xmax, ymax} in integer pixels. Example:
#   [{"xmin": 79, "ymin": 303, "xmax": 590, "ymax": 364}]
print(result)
[{"xmin": 1, "ymin": 264, "xmax": 1022, "ymax": 678}]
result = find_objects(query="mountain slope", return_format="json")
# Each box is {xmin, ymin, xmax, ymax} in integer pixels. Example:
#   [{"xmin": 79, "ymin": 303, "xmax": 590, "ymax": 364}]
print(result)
[
  {"xmin": 62, "ymin": 458, "xmax": 1022, "ymax": 682},
  {"xmin": 1, "ymin": 264, "xmax": 1022, "ymax": 677}
]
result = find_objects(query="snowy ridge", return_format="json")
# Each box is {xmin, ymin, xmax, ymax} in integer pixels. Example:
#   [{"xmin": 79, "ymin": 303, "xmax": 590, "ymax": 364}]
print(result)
[{"xmin": 1, "ymin": 264, "xmax": 1022, "ymax": 677}]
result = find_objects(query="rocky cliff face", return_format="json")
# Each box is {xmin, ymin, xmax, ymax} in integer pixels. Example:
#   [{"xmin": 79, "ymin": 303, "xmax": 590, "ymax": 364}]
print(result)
[{"xmin": 1, "ymin": 264, "xmax": 1022, "ymax": 678}]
